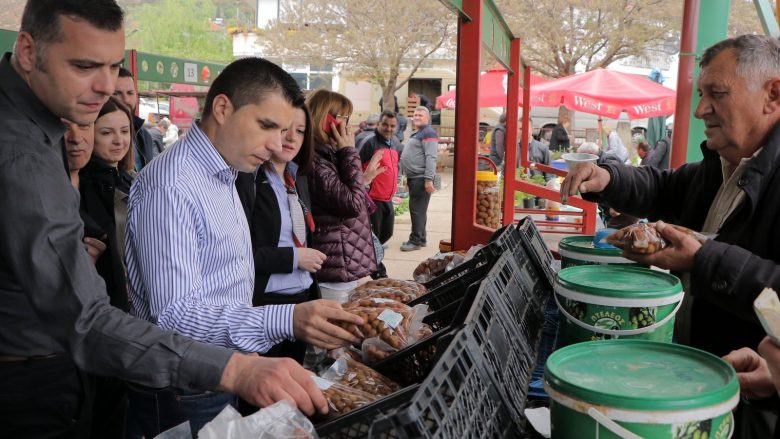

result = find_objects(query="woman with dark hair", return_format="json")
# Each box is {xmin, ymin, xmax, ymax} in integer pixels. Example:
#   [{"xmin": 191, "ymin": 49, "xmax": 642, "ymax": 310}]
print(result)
[
  {"xmin": 77, "ymin": 96, "xmax": 136, "ymax": 438},
  {"xmin": 305, "ymin": 89, "xmax": 383, "ymax": 299},
  {"xmin": 235, "ymin": 105, "xmax": 323, "ymax": 363},
  {"xmin": 79, "ymin": 96, "xmax": 135, "ymax": 311}
]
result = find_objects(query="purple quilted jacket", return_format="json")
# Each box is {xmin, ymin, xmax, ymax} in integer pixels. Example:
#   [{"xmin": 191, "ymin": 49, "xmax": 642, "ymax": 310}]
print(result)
[{"xmin": 308, "ymin": 143, "xmax": 377, "ymax": 282}]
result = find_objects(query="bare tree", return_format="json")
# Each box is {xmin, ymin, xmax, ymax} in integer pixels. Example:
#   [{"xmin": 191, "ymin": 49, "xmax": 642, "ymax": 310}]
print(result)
[
  {"xmin": 728, "ymin": 0, "xmax": 777, "ymax": 37},
  {"xmin": 259, "ymin": 0, "xmax": 455, "ymax": 111},
  {"xmin": 496, "ymin": 0, "xmax": 681, "ymax": 79}
]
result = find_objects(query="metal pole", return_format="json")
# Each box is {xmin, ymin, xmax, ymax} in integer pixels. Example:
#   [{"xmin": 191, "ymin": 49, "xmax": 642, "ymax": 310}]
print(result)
[
  {"xmin": 502, "ymin": 39, "xmax": 521, "ymax": 226},
  {"xmin": 451, "ymin": 0, "xmax": 484, "ymax": 250},
  {"xmin": 670, "ymin": 0, "xmax": 700, "ymax": 169}
]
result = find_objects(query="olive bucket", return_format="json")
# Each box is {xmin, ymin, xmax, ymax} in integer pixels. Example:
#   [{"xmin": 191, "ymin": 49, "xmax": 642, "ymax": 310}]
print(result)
[
  {"xmin": 554, "ymin": 265, "xmax": 683, "ymax": 346},
  {"xmin": 544, "ymin": 340, "xmax": 738, "ymax": 439},
  {"xmin": 559, "ymin": 235, "xmax": 636, "ymax": 269}
]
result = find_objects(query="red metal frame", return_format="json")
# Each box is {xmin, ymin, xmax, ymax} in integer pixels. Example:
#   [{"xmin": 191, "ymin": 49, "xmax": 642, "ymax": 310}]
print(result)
[
  {"xmin": 670, "ymin": 0, "xmax": 700, "ymax": 169},
  {"xmin": 451, "ymin": 0, "xmax": 494, "ymax": 249}
]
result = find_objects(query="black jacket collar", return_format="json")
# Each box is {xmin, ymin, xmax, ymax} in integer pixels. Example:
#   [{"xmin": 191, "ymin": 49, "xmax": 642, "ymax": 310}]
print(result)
[{"xmin": 0, "ymin": 52, "xmax": 65, "ymax": 146}]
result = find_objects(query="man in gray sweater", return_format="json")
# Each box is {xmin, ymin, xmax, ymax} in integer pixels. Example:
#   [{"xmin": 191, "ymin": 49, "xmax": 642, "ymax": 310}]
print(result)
[{"xmin": 399, "ymin": 106, "xmax": 438, "ymax": 251}]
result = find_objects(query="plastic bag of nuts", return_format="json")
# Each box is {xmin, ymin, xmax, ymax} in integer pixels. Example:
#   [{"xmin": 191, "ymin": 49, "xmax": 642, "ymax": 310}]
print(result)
[
  {"xmin": 352, "ymin": 279, "xmax": 427, "ymax": 297},
  {"xmin": 606, "ymin": 222, "xmax": 707, "ymax": 254},
  {"xmin": 412, "ymin": 251, "xmax": 467, "ymax": 283},
  {"xmin": 362, "ymin": 322, "xmax": 434, "ymax": 364},
  {"xmin": 320, "ymin": 355, "xmax": 400, "ymax": 397},
  {"xmin": 347, "ymin": 286, "xmax": 420, "ymax": 304},
  {"xmin": 337, "ymin": 298, "xmax": 429, "ymax": 349},
  {"xmin": 310, "ymin": 375, "xmax": 377, "ymax": 418}
]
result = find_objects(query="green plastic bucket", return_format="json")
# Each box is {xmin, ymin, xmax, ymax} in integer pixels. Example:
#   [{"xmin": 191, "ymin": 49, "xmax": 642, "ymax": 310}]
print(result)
[
  {"xmin": 555, "ymin": 265, "xmax": 683, "ymax": 346},
  {"xmin": 544, "ymin": 340, "xmax": 738, "ymax": 439},
  {"xmin": 559, "ymin": 235, "xmax": 636, "ymax": 268}
]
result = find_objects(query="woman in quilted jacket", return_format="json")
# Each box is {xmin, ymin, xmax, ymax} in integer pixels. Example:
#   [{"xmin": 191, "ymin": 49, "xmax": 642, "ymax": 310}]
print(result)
[{"xmin": 305, "ymin": 90, "xmax": 384, "ymax": 299}]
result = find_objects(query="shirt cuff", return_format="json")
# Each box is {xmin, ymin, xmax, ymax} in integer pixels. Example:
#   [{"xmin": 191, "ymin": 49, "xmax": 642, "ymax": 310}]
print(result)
[
  {"xmin": 292, "ymin": 247, "xmax": 299, "ymax": 272},
  {"xmin": 264, "ymin": 304, "xmax": 296, "ymax": 344}
]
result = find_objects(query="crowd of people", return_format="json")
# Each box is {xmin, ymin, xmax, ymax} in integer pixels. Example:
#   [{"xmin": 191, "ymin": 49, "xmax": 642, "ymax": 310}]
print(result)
[{"xmin": 0, "ymin": 1, "xmax": 443, "ymax": 438}]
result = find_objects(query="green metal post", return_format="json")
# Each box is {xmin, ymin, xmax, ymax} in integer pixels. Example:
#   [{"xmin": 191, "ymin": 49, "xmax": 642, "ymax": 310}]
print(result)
[{"xmin": 686, "ymin": 0, "xmax": 730, "ymax": 163}]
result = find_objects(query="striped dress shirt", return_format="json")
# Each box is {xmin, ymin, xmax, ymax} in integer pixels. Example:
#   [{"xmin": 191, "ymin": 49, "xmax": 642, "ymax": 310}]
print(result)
[{"xmin": 125, "ymin": 123, "xmax": 294, "ymax": 353}]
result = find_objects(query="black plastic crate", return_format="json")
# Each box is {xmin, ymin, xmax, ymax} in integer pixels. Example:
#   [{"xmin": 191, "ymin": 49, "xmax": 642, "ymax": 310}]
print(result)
[
  {"xmin": 371, "ymin": 296, "xmax": 470, "ymax": 386},
  {"xmin": 528, "ymin": 300, "xmax": 560, "ymax": 399},
  {"xmin": 315, "ymin": 385, "xmax": 420, "ymax": 438},
  {"xmin": 517, "ymin": 216, "xmax": 557, "ymax": 288},
  {"xmin": 464, "ymin": 252, "xmax": 549, "ymax": 426},
  {"xmin": 369, "ymin": 328, "xmax": 519, "ymax": 438},
  {"xmin": 417, "ymin": 242, "xmax": 501, "ymax": 302},
  {"xmin": 492, "ymin": 222, "xmax": 522, "ymax": 254}
]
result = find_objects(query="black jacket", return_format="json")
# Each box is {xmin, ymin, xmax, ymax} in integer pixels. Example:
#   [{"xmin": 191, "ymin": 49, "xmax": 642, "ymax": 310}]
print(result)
[
  {"xmin": 587, "ymin": 124, "xmax": 780, "ymax": 356},
  {"xmin": 78, "ymin": 158, "xmax": 133, "ymax": 311},
  {"xmin": 235, "ymin": 168, "xmax": 318, "ymax": 304}
]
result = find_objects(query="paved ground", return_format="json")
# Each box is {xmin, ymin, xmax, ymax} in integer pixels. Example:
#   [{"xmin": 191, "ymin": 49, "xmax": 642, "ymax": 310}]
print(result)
[{"xmin": 382, "ymin": 168, "xmax": 454, "ymax": 280}]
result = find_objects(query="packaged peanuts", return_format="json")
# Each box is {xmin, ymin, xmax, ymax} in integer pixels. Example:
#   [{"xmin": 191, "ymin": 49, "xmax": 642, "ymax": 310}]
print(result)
[
  {"xmin": 320, "ymin": 355, "xmax": 400, "ymax": 397},
  {"xmin": 413, "ymin": 251, "xmax": 466, "ymax": 283},
  {"xmin": 362, "ymin": 323, "xmax": 434, "ymax": 365},
  {"xmin": 337, "ymin": 299, "xmax": 429, "ymax": 350},
  {"xmin": 311, "ymin": 375, "xmax": 377, "ymax": 417},
  {"xmin": 350, "ymin": 279, "xmax": 427, "ymax": 303},
  {"xmin": 606, "ymin": 222, "xmax": 707, "ymax": 254},
  {"xmin": 476, "ymin": 179, "xmax": 502, "ymax": 229}
]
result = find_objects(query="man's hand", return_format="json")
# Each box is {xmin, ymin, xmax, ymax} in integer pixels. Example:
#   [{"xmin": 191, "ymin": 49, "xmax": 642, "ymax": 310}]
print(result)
[
  {"xmin": 218, "ymin": 353, "xmax": 328, "ymax": 416},
  {"xmin": 623, "ymin": 221, "xmax": 702, "ymax": 271},
  {"xmin": 330, "ymin": 120, "xmax": 355, "ymax": 150},
  {"xmin": 759, "ymin": 336, "xmax": 780, "ymax": 396},
  {"xmin": 363, "ymin": 151, "xmax": 387, "ymax": 185},
  {"xmin": 723, "ymin": 346, "xmax": 776, "ymax": 400},
  {"xmin": 293, "ymin": 300, "xmax": 364, "ymax": 349},
  {"xmin": 83, "ymin": 236, "xmax": 107, "ymax": 264},
  {"xmin": 560, "ymin": 162, "xmax": 610, "ymax": 204},
  {"xmin": 297, "ymin": 248, "xmax": 326, "ymax": 273},
  {"xmin": 425, "ymin": 180, "xmax": 435, "ymax": 194}
]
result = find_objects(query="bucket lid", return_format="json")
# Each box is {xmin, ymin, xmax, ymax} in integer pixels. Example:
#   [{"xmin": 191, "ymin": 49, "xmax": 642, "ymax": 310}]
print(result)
[
  {"xmin": 556, "ymin": 265, "xmax": 681, "ymax": 298},
  {"xmin": 559, "ymin": 235, "xmax": 622, "ymax": 256},
  {"xmin": 476, "ymin": 170, "xmax": 498, "ymax": 181},
  {"xmin": 545, "ymin": 340, "xmax": 739, "ymax": 411}
]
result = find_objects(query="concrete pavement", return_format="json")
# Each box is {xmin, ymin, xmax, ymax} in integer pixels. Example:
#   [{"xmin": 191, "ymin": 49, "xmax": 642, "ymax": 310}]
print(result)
[{"xmin": 382, "ymin": 168, "xmax": 454, "ymax": 280}]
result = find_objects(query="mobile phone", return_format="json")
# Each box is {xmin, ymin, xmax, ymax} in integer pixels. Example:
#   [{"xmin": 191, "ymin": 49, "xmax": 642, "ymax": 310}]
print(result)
[
  {"xmin": 755, "ymin": 288, "xmax": 780, "ymax": 346},
  {"xmin": 323, "ymin": 114, "xmax": 339, "ymax": 137}
]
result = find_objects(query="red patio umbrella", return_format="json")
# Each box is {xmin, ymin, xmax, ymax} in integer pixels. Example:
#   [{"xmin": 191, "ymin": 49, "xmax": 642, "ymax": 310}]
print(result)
[
  {"xmin": 435, "ymin": 70, "xmax": 549, "ymax": 109},
  {"xmin": 529, "ymin": 68, "xmax": 676, "ymax": 119}
]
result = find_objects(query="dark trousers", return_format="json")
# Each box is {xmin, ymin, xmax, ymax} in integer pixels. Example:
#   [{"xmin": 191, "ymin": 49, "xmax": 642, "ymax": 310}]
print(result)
[
  {"xmin": 126, "ymin": 384, "xmax": 237, "ymax": 439},
  {"xmin": 0, "ymin": 356, "xmax": 92, "ymax": 439},
  {"xmin": 371, "ymin": 200, "xmax": 394, "ymax": 278},
  {"xmin": 407, "ymin": 177, "xmax": 431, "ymax": 246}
]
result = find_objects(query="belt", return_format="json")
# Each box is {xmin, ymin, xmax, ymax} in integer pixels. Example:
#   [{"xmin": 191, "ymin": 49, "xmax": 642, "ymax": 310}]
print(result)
[{"xmin": 0, "ymin": 353, "xmax": 64, "ymax": 363}]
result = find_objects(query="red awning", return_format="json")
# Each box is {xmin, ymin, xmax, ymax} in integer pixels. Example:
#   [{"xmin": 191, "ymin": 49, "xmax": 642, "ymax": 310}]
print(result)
[
  {"xmin": 529, "ymin": 68, "xmax": 676, "ymax": 119},
  {"xmin": 435, "ymin": 70, "xmax": 549, "ymax": 109}
]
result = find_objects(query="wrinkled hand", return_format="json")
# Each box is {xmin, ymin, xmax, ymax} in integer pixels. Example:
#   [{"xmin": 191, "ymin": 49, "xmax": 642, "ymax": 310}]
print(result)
[
  {"xmin": 330, "ymin": 120, "xmax": 355, "ymax": 150},
  {"xmin": 622, "ymin": 221, "xmax": 702, "ymax": 271},
  {"xmin": 293, "ymin": 300, "xmax": 364, "ymax": 349},
  {"xmin": 83, "ymin": 236, "xmax": 107, "ymax": 264},
  {"xmin": 298, "ymin": 248, "xmax": 326, "ymax": 273},
  {"xmin": 425, "ymin": 180, "xmax": 435, "ymax": 194},
  {"xmin": 218, "ymin": 353, "xmax": 328, "ymax": 416},
  {"xmin": 363, "ymin": 151, "xmax": 387, "ymax": 185},
  {"xmin": 723, "ymin": 346, "xmax": 776, "ymax": 400},
  {"xmin": 759, "ymin": 336, "xmax": 780, "ymax": 396},
  {"xmin": 560, "ymin": 162, "xmax": 610, "ymax": 204}
]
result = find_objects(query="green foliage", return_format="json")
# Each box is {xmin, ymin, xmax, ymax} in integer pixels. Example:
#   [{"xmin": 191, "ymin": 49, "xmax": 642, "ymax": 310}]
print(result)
[
  {"xmin": 125, "ymin": 0, "xmax": 232, "ymax": 64},
  {"xmin": 394, "ymin": 198, "xmax": 409, "ymax": 216}
]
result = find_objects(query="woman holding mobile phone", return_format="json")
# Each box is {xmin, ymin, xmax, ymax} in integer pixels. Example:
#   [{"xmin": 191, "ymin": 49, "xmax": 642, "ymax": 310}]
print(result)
[{"xmin": 305, "ymin": 90, "xmax": 384, "ymax": 300}]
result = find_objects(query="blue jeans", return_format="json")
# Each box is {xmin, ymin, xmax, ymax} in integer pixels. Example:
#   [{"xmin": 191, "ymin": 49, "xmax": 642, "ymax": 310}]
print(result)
[{"xmin": 125, "ymin": 383, "xmax": 237, "ymax": 439}]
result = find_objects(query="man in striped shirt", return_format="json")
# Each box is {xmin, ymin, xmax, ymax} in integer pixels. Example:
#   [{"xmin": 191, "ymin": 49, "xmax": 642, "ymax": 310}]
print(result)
[{"xmin": 125, "ymin": 58, "xmax": 363, "ymax": 436}]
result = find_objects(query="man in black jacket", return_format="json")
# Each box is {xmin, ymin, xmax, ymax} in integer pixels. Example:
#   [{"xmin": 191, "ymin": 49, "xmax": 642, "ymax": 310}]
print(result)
[
  {"xmin": 562, "ymin": 34, "xmax": 780, "ymax": 437},
  {"xmin": 115, "ymin": 67, "xmax": 159, "ymax": 168}
]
